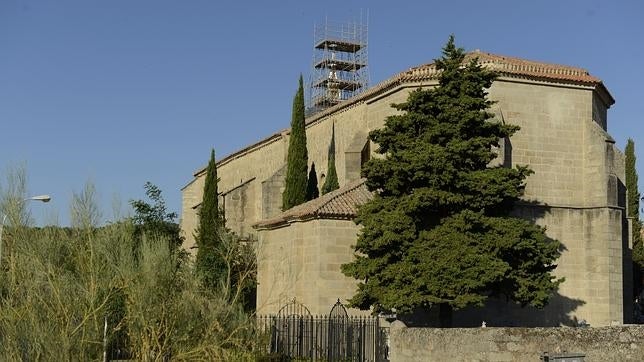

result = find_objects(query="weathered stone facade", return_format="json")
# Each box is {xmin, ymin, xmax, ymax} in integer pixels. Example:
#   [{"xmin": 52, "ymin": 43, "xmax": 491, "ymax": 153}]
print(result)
[
  {"xmin": 253, "ymin": 178, "xmax": 371, "ymax": 315},
  {"xmin": 389, "ymin": 324, "xmax": 644, "ymax": 361},
  {"xmin": 180, "ymin": 51, "xmax": 631, "ymax": 326}
]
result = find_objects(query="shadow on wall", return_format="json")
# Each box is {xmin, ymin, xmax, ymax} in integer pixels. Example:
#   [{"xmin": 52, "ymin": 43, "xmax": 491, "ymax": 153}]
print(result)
[
  {"xmin": 397, "ymin": 292, "xmax": 586, "ymax": 328},
  {"xmin": 451, "ymin": 293, "xmax": 587, "ymax": 327},
  {"xmin": 503, "ymin": 136, "xmax": 512, "ymax": 168},
  {"xmin": 498, "ymin": 199, "xmax": 586, "ymax": 327}
]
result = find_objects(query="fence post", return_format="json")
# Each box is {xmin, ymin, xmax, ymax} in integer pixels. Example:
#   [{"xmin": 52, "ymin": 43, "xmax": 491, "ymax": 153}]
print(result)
[
  {"xmin": 310, "ymin": 315, "xmax": 314, "ymax": 360},
  {"xmin": 375, "ymin": 316, "xmax": 380, "ymax": 362},
  {"xmin": 103, "ymin": 316, "xmax": 108, "ymax": 362}
]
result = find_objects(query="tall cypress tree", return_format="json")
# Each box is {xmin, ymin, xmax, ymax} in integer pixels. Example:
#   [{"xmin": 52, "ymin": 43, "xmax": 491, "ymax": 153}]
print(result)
[
  {"xmin": 321, "ymin": 124, "xmax": 339, "ymax": 195},
  {"xmin": 306, "ymin": 163, "xmax": 319, "ymax": 201},
  {"xmin": 342, "ymin": 36, "xmax": 562, "ymax": 326},
  {"xmin": 195, "ymin": 148, "xmax": 225, "ymax": 289},
  {"xmin": 626, "ymin": 139, "xmax": 644, "ymax": 283},
  {"xmin": 626, "ymin": 140, "xmax": 640, "ymax": 221},
  {"xmin": 282, "ymin": 75, "xmax": 309, "ymax": 210}
]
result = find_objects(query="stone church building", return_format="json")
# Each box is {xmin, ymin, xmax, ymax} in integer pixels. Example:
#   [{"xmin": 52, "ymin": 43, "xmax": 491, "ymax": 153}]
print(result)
[{"xmin": 181, "ymin": 51, "xmax": 633, "ymax": 326}]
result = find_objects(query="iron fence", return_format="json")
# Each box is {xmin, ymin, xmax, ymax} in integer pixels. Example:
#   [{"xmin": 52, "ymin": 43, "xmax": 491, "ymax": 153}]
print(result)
[{"xmin": 257, "ymin": 314, "xmax": 388, "ymax": 361}]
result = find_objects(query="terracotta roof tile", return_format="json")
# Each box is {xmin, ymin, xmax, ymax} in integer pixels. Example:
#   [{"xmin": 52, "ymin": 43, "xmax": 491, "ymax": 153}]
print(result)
[
  {"xmin": 397, "ymin": 51, "xmax": 602, "ymax": 84},
  {"xmin": 253, "ymin": 178, "xmax": 372, "ymax": 230}
]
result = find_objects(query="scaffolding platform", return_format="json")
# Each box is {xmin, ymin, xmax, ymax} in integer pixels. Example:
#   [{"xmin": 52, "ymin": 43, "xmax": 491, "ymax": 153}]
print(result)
[
  {"xmin": 314, "ymin": 39, "xmax": 363, "ymax": 53},
  {"xmin": 312, "ymin": 95, "xmax": 342, "ymax": 108},
  {"xmin": 313, "ymin": 78, "xmax": 362, "ymax": 91},
  {"xmin": 314, "ymin": 58, "xmax": 365, "ymax": 71}
]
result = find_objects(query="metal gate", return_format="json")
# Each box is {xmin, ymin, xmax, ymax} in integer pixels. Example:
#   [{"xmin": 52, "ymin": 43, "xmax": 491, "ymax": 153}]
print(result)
[
  {"xmin": 270, "ymin": 298, "xmax": 313, "ymax": 358},
  {"xmin": 259, "ymin": 298, "xmax": 388, "ymax": 361},
  {"xmin": 328, "ymin": 299, "xmax": 350, "ymax": 360}
]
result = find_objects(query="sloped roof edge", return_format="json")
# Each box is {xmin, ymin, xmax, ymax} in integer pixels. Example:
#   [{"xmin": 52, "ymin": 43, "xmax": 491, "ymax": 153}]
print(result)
[{"xmin": 253, "ymin": 178, "xmax": 372, "ymax": 230}]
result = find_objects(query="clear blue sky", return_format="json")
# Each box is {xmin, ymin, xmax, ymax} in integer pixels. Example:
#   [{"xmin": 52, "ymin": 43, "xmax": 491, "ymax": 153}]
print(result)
[{"xmin": 1, "ymin": 0, "xmax": 643, "ymax": 225}]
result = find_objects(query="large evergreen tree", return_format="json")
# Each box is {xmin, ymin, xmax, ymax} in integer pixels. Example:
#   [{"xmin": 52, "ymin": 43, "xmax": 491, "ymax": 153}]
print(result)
[
  {"xmin": 306, "ymin": 163, "xmax": 319, "ymax": 201},
  {"xmin": 321, "ymin": 124, "xmax": 339, "ymax": 195},
  {"xmin": 195, "ymin": 148, "xmax": 225, "ymax": 289},
  {"xmin": 342, "ymin": 36, "xmax": 563, "ymax": 326},
  {"xmin": 282, "ymin": 75, "xmax": 309, "ymax": 210},
  {"xmin": 626, "ymin": 139, "xmax": 644, "ymax": 286}
]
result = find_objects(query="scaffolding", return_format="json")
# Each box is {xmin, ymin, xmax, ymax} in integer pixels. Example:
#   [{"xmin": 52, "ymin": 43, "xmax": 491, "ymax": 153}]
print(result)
[{"xmin": 307, "ymin": 16, "xmax": 369, "ymax": 114}]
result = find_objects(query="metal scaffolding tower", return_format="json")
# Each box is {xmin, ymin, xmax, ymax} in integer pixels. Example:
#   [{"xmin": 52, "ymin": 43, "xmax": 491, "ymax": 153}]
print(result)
[{"xmin": 308, "ymin": 16, "xmax": 369, "ymax": 114}]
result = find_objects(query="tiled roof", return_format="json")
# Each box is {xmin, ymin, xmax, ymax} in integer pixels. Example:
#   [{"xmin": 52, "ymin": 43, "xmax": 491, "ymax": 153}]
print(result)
[
  {"xmin": 253, "ymin": 178, "xmax": 372, "ymax": 230},
  {"xmin": 189, "ymin": 51, "xmax": 611, "ymax": 179},
  {"xmin": 396, "ymin": 50, "xmax": 602, "ymax": 85},
  {"xmin": 470, "ymin": 51, "xmax": 602, "ymax": 83}
]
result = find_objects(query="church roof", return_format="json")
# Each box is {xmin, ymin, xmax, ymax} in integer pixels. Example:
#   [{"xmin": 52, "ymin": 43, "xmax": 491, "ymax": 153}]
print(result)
[
  {"xmin": 189, "ymin": 51, "xmax": 612, "ymax": 180},
  {"xmin": 252, "ymin": 178, "xmax": 372, "ymax": 230},
  {"xmin": 406, "ymin": 50, "xmax": 603, "ymax": 84},
  {"xmin": 312, "ymin": 50, "xmax": 612, "ymax": 124}
]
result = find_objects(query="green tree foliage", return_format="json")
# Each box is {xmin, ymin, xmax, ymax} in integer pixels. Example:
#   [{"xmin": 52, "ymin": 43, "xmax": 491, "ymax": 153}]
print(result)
[
  {"xmin": 306, "ymin": 162, "xmax": 320, "ymax": 201},
  {"xmin": 193, "ymin": 150, "xmax": 257, "ymax": 311},
  {"xmin": 195, "ymin": 148, "xmax": 226, "ymax": 289},
  {"xmin": 626, "ymin": 139, "xmax": 644, "ymax": 283},
  {"xmin": 626, "ymin": 140, "xmax": 640, "ymax": 222},
  {"xmin": 321, "ymin": 124, "xmax": 339, "ymax": 195},
  {"xmin": 130, "ymin": 181, "xmax": 183, "ymax": 251},
  {"xmin": 282, "ymin": 75, "xmax": 309, "ymax": 210},
  {"xmin": 341, "ymin": 36, "xmax": 563, "ymax": 325}
]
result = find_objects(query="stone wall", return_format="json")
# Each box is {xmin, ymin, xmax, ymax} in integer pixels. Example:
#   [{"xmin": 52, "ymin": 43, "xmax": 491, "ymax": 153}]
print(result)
[
  {"xmin": 505, "ymin": 206, "xmax": 626, "ymax": 327},
  {"xmin": 389, "ymin": 324, "xmax": 644, "ymax": 361},
  {"xmin": 256, "ymin": 218, "xmax": 368, "ymax": 316},
  {"xmin": 489, "ymin": 81, "xmax": 593, "ymax": 206},
  {"xmin": 221, "ymin": 178, "xmax": 256, "ymax": 239},
  {"xmin": 261, "ymin": 166, "xmax": 286, "ymax": 220}
]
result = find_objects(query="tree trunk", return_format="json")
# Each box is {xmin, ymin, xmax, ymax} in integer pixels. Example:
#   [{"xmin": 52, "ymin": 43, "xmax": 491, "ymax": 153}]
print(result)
[{"xmin": 439, "ymin": 303, "xmax": 453, "ymax": 327}]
